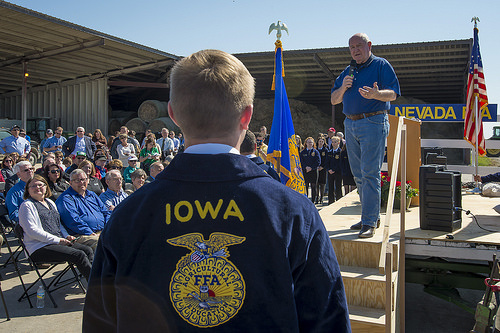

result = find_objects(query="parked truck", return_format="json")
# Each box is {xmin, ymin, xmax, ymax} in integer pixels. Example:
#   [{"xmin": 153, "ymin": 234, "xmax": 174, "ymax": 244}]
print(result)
[{"xmin": 0, "ymin": 118, "xmax": 53, "ymax": 165}]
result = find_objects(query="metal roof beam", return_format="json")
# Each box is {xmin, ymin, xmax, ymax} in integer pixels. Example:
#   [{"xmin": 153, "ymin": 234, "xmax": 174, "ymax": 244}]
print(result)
[{"xmin": 0, "ymin": 39, "xmax": 105, "ymax": 68}]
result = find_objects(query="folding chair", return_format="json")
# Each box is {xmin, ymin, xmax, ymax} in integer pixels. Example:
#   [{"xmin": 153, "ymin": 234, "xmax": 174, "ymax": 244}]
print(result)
[
  {"xmin": 0, "ymin": 272, "xmax": 10, "ymax": 320},
  {"xmin": 14, "ymin": 225, "xmax": 86, "ymax": 308},
  {"xmin": 0, "ymin": 207, "xmax": 33, "ymax": 308}
]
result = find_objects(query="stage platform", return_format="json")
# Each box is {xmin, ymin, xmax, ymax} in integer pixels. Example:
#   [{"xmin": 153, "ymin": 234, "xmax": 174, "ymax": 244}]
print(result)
[{"xmin": 319, "ymin": 191, "xmax": 500, "ymax": 262}]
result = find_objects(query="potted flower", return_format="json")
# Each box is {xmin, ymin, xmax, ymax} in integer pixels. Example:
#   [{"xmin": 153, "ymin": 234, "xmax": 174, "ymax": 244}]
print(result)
[{"xmin": 381, "ymin": 172, "xmax": 419, "ymax": 209}]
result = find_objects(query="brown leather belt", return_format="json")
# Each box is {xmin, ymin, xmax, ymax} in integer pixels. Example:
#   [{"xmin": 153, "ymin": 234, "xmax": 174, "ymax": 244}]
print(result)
[{"xmin": 345, "ymin": 110, "xmax": 388, "ymax": 121}]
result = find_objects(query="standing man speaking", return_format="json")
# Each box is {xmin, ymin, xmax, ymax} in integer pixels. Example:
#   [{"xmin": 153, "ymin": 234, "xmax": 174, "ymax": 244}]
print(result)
[{"xmin": 331, "ymin": 33, "xmax": 400, "ymax": 238}]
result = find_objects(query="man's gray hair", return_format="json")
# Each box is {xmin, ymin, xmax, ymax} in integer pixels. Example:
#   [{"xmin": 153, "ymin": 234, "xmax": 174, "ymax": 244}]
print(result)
[
  {"xmin": 13, "ymin": 161, "xmax": 31, "ymax": 174},
  {"xmin": 349, "ymin": 33, "xmax": 370, "ymax": 44},
  {"xmin": 70, "ymin": 168, "xmax": 87, "ymax": 181}
]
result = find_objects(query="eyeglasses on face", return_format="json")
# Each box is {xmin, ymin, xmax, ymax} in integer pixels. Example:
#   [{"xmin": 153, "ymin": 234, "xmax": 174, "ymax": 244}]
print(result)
[
  {"xmin": 108, "ymin": 166, "xmax": 122, "ymax": 170},
  {"xmin": 76, "ymin": 157, "xmax": 86, "ymax": 160},
  {"xmin": 4, "ymin": 159, "xmax": 12, "ymax": 163},
  {"xmin": 22, "ymin": 167, "xmax": 34, "ymax": 172},
  {"xmin": 49, "ymin": 169, "xmax": 60, "ymax": 174},
  {"xmin": 11, "ymin": 129, "xmax": 20, "ymax": 132},
  {"xmin": 29, "ymin": 183, "xmax": 46, "ymax": 189},
  {"xmin": 72, "ymin": 178, "xmax": 88, "ymax": 183}
]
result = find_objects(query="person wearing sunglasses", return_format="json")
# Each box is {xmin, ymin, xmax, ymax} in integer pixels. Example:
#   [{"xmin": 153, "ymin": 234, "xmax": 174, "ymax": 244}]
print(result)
[
  {"xmin": 0, "ymin": 124, "xmax": 31, "ymax": 158},
  {"xmin": 62, "ymin": 126, "xmax": 96, "ymax": 159},
  {"xmin": 43, "ymin": 163, "xmax": 70, "ymax": 201},
  {"xmin": 6, "ymin": 161, "xmax": 34, "ymax": 223},
  {"xmin": 1, "ymin": 156, "xmax": 15, "ymax": 181}
]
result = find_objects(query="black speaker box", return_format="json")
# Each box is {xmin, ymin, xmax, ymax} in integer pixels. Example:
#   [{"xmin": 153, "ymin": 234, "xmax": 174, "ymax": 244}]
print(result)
[{"xmin": 419, "ymin": 165, "xmax": 462, "ymax": 232}]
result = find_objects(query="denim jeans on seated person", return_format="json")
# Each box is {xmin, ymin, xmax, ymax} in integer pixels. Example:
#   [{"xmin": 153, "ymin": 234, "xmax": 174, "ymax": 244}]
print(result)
[{"xmin": 344, "ymin": 113, "xmax": 389, "ymax": 228}]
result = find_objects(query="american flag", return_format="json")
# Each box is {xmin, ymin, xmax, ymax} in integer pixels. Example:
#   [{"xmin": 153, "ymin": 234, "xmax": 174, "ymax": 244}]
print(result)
[{"xmin": 464, "ymin": 26, "xmax": 488, "ymax": 156}]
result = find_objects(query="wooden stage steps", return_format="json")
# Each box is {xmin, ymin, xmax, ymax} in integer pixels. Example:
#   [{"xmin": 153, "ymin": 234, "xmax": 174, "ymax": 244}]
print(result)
[
  {"xmin": 319, "ymin": 191, "xmax": 401, "ymax": 332},
  {"xmin": 319, "ymin": 188, "xmax": 500, "ymax": 332}
]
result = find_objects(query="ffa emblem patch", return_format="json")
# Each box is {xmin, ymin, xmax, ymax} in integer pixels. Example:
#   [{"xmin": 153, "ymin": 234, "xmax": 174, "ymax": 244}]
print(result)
[
  {"xmin": 311, "ymin": 152, "xmax": 315, "ymax": 156},
  {"xmin": 322, "ymin": 152, "xmax": 325, "ymax": 156},
  {"xmin": 167, "ymin": 232, "xmax": 246, "ymax": 328},
  {"xmin": 335, "ymin": 155, "xmax": 340, "ymax": 159}
]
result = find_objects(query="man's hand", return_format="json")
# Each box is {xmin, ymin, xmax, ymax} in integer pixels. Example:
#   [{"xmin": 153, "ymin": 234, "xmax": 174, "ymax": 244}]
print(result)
[
  {"xmin": 342, "ymin": 75, "xmax": 353, "ymax": 90},
  {"xmin": 473, "ymin": 175, "xmax": 482, "ymax": 182},
  {"xmin": 305, "ymin": 166, "xmax": 312, "ymax": 173},
  {"xmin": 359, "ymin": 82, "xmax": 380, "ymax": 100},
  {"xmin": 328, "ymin": 170, "xmax": 334, "ymax": 174}
]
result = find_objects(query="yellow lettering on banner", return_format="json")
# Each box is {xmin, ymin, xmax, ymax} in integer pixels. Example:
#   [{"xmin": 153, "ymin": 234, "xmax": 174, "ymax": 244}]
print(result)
[
  {"xmin": 435, "ymin": 107, "xmax": 445, "ymax": 119},
  {"xmin": 195, "ymin": 200, "xmax": 223, "ymax": 219},
  {"xmin": 416, "ymin": 107, "xmax": 425, "ymax": 119},
  {"xmin": 462, "ymin": 106, "xmax": 467, "ymax": 119},
  {"xmin": 445, "ymin": 107, "xmax": 457, "ymax": 119},
  {"xmin": 482, "ymin": 107, "xmax": 492, "ymax": 120},
  {"xmin": 423, "ymin": 107, "xmax": 434, "ymax": 119},
  {"xmin": 395, "ymin": 106, "xmax": 404, "ymax": 117},
  {"xmin": 174, "ymin": 201, "xmax": 193, "ymax": 222},
  {"xmin": 224, "ymin": 200, "xmax": 244, "ymax": 221},
  {"xmin": 406, "ymin": 106, "xmax": 414, "ymax": 118}
]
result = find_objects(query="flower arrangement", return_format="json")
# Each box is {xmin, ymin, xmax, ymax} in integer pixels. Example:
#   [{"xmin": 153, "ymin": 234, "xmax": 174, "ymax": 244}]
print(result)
[{"xmin": 380, "ymin": 171, "xmax": 419, "ymax": 204}]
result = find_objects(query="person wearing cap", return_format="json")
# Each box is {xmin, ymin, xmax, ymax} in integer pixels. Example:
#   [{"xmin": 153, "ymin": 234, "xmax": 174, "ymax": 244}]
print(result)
[
  {"xmin": 44, "ymin": 127, "xmax": 67, "ymax": 154},
  {"xmin": 326, "ymin": 127, "xmax": 336, "ymax": 150},
  {"xmin": 123, "ymin": 155, "xmax": 139, "ymax": 184},
  {"xmin": 94, "ymin": 154, "xmax": 107, "ymax": 180},
  {"xmin": 330, "ymin": 33, "xmax": 400, "ymax": 238},
  {"xmin": 0, "ymin": 125, "xmax": 31, "ymax": 157},
  {"xmin": 62, "ymin": 127, "xmax": 96, "ymax": 159},
  {"xmin": 40, "ymin": 129, "xmax": 53, "ymax": 156},
  {"xmin": 66, "ymin": 151, "xmax": 87, "ymax": 175},
  {"xmin": 19, "ymin": 128, "xmax": 30, "ymax": 143}
]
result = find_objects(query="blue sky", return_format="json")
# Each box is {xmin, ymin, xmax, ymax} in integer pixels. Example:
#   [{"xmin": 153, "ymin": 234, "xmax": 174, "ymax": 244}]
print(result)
[{"xmin": 7, "ymin": 0, "xmax": 500, "ymax": 131}]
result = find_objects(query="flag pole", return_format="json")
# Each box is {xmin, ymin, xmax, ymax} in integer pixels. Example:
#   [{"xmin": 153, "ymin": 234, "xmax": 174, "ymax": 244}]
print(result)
[
  {"xmin": 470, "ymin": 17, "xmax": 482, "ymax": 194},
  {"xmin": 471, "ymin": 94, "xmax": 481, "ymax": 193}
]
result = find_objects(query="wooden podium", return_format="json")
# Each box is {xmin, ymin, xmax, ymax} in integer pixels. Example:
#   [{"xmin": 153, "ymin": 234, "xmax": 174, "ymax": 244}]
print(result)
[{"xmin": 386, "ymin": 115, "xmax": 421, "ymax": 206}]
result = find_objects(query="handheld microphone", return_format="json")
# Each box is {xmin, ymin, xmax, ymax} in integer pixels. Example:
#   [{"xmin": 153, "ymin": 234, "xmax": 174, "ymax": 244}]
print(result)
[{"xmin": 348, "ymin": 60, "xmax": 356, "ymax": 77}]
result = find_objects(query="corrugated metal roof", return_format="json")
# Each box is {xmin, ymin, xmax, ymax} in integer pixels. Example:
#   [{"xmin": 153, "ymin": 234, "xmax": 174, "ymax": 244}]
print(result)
[
  {"xmin": 234, "ymin": 39, "xmax": 472, "ymax": 105},
  {"xmin": 0, "ymin": 1, "xmax": 179, "ymax": 96}
]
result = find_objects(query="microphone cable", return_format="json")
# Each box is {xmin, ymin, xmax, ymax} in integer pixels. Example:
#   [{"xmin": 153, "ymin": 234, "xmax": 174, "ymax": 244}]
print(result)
[{"xmin": 454, "ymin": 207, "xmax": 498, "ymax": 233}]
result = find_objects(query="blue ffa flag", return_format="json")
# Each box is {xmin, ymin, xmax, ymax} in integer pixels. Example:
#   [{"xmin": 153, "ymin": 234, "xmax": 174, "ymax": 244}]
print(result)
[{"xmin": 266, "ymin": 41, "xmax": 306, "ymax": 195}]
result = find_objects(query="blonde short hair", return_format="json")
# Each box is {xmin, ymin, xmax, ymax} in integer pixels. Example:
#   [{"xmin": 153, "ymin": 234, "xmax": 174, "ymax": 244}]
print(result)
[{"xmin": 169, "ymin": 49, "xmax": 255, "ymax": 139}]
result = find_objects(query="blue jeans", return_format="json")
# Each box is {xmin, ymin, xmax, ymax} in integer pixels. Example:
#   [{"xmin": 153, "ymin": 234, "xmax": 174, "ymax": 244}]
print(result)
[{"xmin": 344, "ymin": 113, "xmax": 389, "ymax": 227}]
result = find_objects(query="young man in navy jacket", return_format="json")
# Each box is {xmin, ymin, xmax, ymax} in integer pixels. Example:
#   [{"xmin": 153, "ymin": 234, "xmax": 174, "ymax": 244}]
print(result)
[{"xmin": 83, "ymin": 49, "xmax": 350, "ymax": 332}]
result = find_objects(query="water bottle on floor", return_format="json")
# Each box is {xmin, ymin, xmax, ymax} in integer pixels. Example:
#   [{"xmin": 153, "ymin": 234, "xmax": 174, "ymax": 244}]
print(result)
[{"xmin": 36, "ymin": 285, "xmax": 45, "ymax": 308}]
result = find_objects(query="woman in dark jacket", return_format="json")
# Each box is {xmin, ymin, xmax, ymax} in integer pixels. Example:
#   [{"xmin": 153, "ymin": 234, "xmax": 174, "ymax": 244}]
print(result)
[
  {"xmin": 78, "ymin": 159, "xmax": 104, "ymax": 196},
  {"xmin": 316, "ymin": 136, "xmax": 328, "ymax": 204},
  {"xmin": 299, "ymin": 137, "xmax": 321, "ymax": 203},
  {"xmin": 43, "ymin": 163, "xmax": 70, "ymax": 201}
]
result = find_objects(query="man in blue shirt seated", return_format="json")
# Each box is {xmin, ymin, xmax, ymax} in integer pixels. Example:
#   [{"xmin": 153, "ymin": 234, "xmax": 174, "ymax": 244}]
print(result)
[
  {"xmin": 6, "ymin": 161, "xmax": 34, "ymax": 223},
  {"xmin": 56, "ymin": 169, "xmax": 110, "ymax": 251},
  {"xmin": 0, "ymin": 125, "xmax": 31, "ymax": 157},
  {"xmin": 331, "ymin": 33, "xmax": 400, "ymax": 238},
  {"xmin": 99, "ymin": 170, "xmax": 128, "ymax": 211}
]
